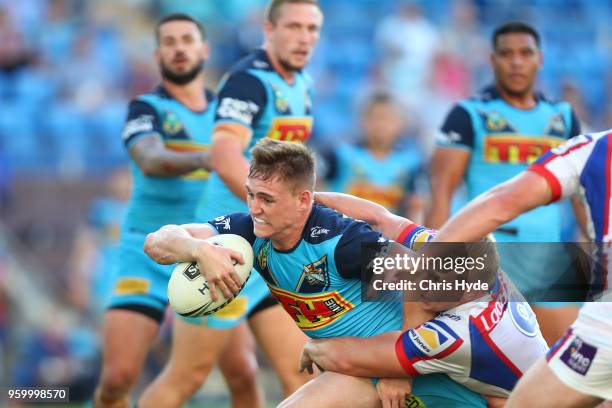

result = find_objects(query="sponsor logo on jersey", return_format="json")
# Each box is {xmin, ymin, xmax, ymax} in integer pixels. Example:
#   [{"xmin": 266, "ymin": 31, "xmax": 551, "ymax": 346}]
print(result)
[
  {"xmin": 267, "ymin": 117, "xmax": 313, "ymax": 142},
  {"xmin": 484, "ymin": 135, "xmax": 565, "ymax": 164},
  {"xmin": 310, "ymin": 226, "xmax": 330, "ymax": 238},
  {"xmin": 560, "ymin": 336, "xmax": 597, "ymax": 375},
  {"xmin": 114, "ymin": 277, "xmax": 150, "ymax": 295},
  {"xmin": 122, "ymin": 114, "xmax": 154, "ymax": 141},
  {"xmin": 509, "ymin": 301, "xmax": 538, "ymax": 337},
  {"xmin": 408, "ymin": 321, "xmax": 461, "ymax": 356},
  {"xmin": 217, "ymin": 97, "xmax": 260, "ymax": 125},
  {"xmin": 269, "ymin": 286, "xmax": 354, "ymax": 330},
  {"xmin": 213, "ymin": 216, "xmax": 231, "ymax": 231},
  {"xmin": 295, "ymin": 255, "xmax": 328, "ymax": 292}
]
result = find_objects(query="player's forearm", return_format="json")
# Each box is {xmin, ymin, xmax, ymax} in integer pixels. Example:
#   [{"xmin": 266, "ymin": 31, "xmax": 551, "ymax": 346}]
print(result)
[
  {"xmin": 140, "ymin": 150, "xmax": 210, "ymax": 177},
  {"xmin": 144, "ymin": 225, "xmax": 206, "ymax": 264}
]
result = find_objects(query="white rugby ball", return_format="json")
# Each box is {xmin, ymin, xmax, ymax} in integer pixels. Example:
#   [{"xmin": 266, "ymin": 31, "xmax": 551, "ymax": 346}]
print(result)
[{"xmin": 167, "ymin": 234, "xmax": 254, "ymax": 317}]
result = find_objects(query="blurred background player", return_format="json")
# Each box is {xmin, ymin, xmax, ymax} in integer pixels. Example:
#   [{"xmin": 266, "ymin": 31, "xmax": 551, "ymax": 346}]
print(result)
[
  {"xmin": 432, "ymin": 129, "xmax": 612, "ymax": 407},
  {"xmin": 319, "ymin": 90, "xmax": 425, "ymax": 220},
  {"xmin": 425, "ymin": 21, "xmax": 583, "ymax": 345},
  {"xmin": 93, "ymin": 14, "xmax": 261, "ymax": 408},
  {"xmin": 138, "ymin": 1, "xmax": 324, "ymax": 405}
]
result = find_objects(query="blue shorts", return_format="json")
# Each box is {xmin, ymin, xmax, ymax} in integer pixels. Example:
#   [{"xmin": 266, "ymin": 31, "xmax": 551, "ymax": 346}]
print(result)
[
  {"xmin": 179, "ymin": 272, "xmax": 271, "ymax": 329},
  {"xmin": 108, "ymin": 230, "xmax": 173, "ymax": 313}
]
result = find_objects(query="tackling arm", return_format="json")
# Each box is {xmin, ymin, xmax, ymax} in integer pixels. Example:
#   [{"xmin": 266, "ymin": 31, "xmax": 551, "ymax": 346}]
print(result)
[
  {"xmin": 129, "ymin": 134, "xmax": 211, "ymax": 177},
  {"xmin": 315, "ymin": 192, "xmax": 413, "ymax": 240},
  {"xmin": 434, "ymin": 171, "xmax": 552, "ymax": 242},
  {"xmin": 301, "ymin": 332, "xmax": 405, "ymax": 378}
]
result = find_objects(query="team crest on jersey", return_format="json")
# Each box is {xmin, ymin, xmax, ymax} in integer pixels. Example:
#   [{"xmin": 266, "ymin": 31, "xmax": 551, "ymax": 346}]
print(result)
[
  {"xmin": 295, "ymin": 255, "xmax": 329, "ymax": 293},
  {"xmin": 544, "ymin": 113, "xmax": 566, "ymax": 137},
  {"xmin": 479, "ymin": 110, "xmax": 516, "ymax": 133},
  {"xmin": 269, "ymin": 286, "xmax": 354, "ymax": 330},
  {"xmin": 256, "ymin": 241, "xmax": 280, "ymax": 286},
  {"xmin": 267, "ymin": 117, "xmax": 313, "ymax": 142},
  {"xmin": 408, "ymin": 320, "xmax": 462, "ymax": 356},
  {"xmin": 162, "ymin": 111, "xmax": 185, "ymax": 136},
  {"xmin": 560, "ymin": 336, "xmax": 597, "ymax": 375}
]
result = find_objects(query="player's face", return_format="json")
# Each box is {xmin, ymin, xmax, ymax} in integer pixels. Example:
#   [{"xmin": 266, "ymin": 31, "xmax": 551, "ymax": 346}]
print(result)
[
  {"xmin": 156, "ymin": 20, "xmax": 209, "ymax": 85},
  {"xmin": 264, "ymin": 3, "xmax": 323, "ymax": 71},
  {"xmin": 362, "ymin": 102, "xmax": 404, "ymax": 148},
  {"xmin": 246, "ymin": 176, "xmax": 310, "ymax": 242},
  {"xmin": 491, "ymin": 33, "xmax": 542, "ymax": 97}
]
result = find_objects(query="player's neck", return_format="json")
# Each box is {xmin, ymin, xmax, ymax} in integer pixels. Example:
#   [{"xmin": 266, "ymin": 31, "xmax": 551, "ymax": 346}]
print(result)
[
  {"xmin": 367, "ymin": 141, "xmax": 393, "ymax": 159},
  {"xmin": 163, "ymin": 75, "xmax": 208, "ymax": 111},
  {"xmin": 496, "ymin": 85, "xmax": 537, "ymax": 110},
  {"xmin": 271, "ymin": 206, "xmax": 313, "ymax": 251},
  {"xmin": 265, "ymin": 48, "xmax": 296, "ymax": 85}
]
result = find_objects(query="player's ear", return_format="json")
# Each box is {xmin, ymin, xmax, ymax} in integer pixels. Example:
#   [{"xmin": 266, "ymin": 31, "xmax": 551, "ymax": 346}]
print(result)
[
  {"xmin": 263, "ymin": 20, "xmax": 275, "ymax": 41},
  {"xmin": 201, "ymin": 40, "xmax": 210, "ymax": 60},
  {"xmin": 297, "ymin": 188, "xmax": 312, "ymax": 209}
]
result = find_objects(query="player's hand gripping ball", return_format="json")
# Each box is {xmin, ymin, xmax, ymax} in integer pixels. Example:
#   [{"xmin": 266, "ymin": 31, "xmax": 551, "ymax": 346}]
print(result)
[{"xmin": 168, "ymin": 234, "xmax": 254, "ymax": 317}]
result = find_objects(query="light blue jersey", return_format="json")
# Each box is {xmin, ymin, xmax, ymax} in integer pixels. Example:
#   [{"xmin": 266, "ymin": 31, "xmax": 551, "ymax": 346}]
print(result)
[
  {"xmin": 324, "ymin": 142, "xmax": 422, "ymax": 213},
  {"xmin": 190, "ymin": 49, "xmax": 314, "ymax": 327},
  {"xmin": 208, "ymin": 205, "xmax": 486, "ymax": 407},
  {"xmin": 438, "ymin": 85, "xmax": 581, "ymax": 298},
  {"xmin": 109, "ymin": 86, "xmax": 216, "ymax": 316}
]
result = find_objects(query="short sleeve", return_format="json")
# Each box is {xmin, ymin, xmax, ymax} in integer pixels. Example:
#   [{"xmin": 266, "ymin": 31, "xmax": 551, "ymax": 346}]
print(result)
[
  {"xmin": 215, "ymin": 72, "xmax": 267, "ymax": 129},
  {"xmin": 121, "ymin": 100, "xmax": 162, "ymax": 148},
  {"xmin": 207, "ymin": 212, "xmax": 256, "ymax": 246},
  {"xmin": 436, "ymin": 105, "xmax": 475, "ymax": 150},
  {"xmin": 528, "ymin": 133, "xmax": 595, "ymax": 202},
  {"xmin": 395, "ymin": 319, "xmax": 464, "ymax": 377},
  {"xmin": 335, "ymin": 221, "xmax": 384, "ymax": 279}
]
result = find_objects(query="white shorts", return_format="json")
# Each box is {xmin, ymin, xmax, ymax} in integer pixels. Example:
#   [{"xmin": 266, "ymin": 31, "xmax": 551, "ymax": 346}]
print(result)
[{"xmin": 547, "ymin": 326, "xmax": 612, "ymax": 400}]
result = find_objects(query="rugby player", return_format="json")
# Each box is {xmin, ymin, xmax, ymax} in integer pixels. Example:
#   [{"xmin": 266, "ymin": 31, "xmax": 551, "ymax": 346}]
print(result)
[
  {"xmin": 425, "ymin": 21, "xmax": 583, "ymax": 344},
  {"xmin": 139, "ymin": 0, "xmax": 324, "ymax": 405},
  {"xmin": 145, "ymin": 139, "xmax": 490, "ymax": 408},
  {"xmin": 432, "ymin": 130, "xmax": 612, "ymax": 407},
  {"xmin": 93, "ymin": 14, "xmax": 261, "ymax": 408},
  {"xmin": 300, "ymin": 191, "xmax": 548, "ymax": 407}
]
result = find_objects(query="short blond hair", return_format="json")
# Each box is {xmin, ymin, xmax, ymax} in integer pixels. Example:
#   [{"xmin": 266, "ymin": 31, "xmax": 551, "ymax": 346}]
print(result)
[{"xmin": 249, "ymin": 139, "xmax": 315, "ymax": 192}]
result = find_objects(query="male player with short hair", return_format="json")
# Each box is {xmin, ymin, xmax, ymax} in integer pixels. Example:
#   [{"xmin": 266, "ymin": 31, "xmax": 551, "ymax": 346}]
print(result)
[
  {"xmin": 145, "ymin": 138, "xmax": 491, "ymax": 408},
  {"xmin": 431, "ymin": 130, "xmax": 612, "ymax": 407},
  {"xmin": 139, "ymin": 1, "xmax": 324, "ymax": 404},
  {"xmin": 94, "ymin": 14, "xmax": 262, "ymax": 408},
  {"xmin": 425, "ymin": 21, "xmax": 583, "ymax": 344}
]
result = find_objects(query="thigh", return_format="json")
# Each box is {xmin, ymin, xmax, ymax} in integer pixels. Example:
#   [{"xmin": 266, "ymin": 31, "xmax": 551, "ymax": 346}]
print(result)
[
  {"xmin": 506, "ymin": 358, "xmax": 602, "ymax": 408},
  {"xmin": 100, "ymin": 309, "xmax": 160, "ymax": 374},
  {"xmin": 279, "ymin": 371, "xmax": 381, "ymax": 408},
  {"xmin": 218, "ymin": 321, "xmax": 257, "ymax": 372},
  {"xmin": 248, "ymin": 304, "xmax": 309, "ymax": 373},
  {"xmin": 168, "ymin": 315, "xmax": 235, "ymax": 372}
]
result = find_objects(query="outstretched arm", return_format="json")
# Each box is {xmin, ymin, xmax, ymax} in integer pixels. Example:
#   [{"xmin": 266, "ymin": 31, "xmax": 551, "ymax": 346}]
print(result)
[
  {"xmin": 434, "ymin": 171, "xmax": 552, "ymax": 242},
  {"xmin": 300, "ymin": 332, "xmax": 405, "ymax": 378},
  {"xmin": 315, "ymin": 192, "xmax": 413, "ymax": 240}
]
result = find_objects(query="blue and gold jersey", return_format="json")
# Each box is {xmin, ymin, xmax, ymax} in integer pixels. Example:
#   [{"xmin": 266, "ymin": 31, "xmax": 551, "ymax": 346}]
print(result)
[
  {"xmin": 198, "ymin": 48, "xmax": 314, "ymax": 219},
  {"xmin": 208, "ymin": 205, "xmax": 486, "ymax": 407},
  {"xmin": 121, "ymin": 86, "xmax": 216, "ymax": 233},
  {"xmin": 208, "ymin": 204, "xmax": 402, "ymax": 338},
  {"xmin": 323, "ymin": 142, "xmax": 423, "ymax": 213},
  {"xmin": 437, "ymin": 85, "xmax": 580, "ymax": 242}
]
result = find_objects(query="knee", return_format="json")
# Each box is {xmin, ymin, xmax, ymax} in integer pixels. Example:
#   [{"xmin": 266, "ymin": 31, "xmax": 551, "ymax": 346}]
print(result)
[
  {"xmin": 223, "ymin": 352, "xmax": 259, "ymax": 391},
  {"xmin": 99, "ymin": 362, "xmax": 140, "ymax": 397}
]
